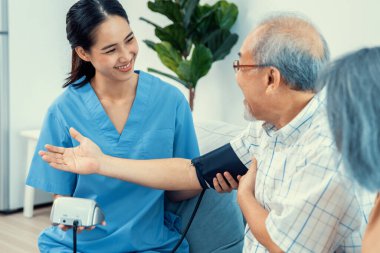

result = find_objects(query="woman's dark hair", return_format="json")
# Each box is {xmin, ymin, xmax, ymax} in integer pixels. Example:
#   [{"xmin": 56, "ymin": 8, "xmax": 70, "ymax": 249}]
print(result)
[{"xmin": 64, "ymin": 0, "xmax": 129, "ymax": 88}]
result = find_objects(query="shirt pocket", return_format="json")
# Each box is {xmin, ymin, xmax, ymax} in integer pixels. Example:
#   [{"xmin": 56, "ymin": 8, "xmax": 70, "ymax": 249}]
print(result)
[{"xmin": 142, "ymin": 129, "xmax": 174, "ymax": 159}]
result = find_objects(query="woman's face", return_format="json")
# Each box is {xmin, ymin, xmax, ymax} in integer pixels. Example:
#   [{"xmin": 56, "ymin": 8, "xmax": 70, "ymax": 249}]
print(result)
[{"xmin": 83, "ymin": 15, "xmax": 139, "ymax": 83}]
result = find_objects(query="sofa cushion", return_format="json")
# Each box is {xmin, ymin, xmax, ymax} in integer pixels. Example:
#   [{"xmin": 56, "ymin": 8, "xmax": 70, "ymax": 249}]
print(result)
[{"xmin": 165, "ymin": 120, "xmax": 246, "ymax": 253}]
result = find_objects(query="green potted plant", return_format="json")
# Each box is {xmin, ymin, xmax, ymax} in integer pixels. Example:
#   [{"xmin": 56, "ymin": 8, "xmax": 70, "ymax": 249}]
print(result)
[{"xmin": 140, "ymin": 0, "xmax": 239, "ymax": 110}]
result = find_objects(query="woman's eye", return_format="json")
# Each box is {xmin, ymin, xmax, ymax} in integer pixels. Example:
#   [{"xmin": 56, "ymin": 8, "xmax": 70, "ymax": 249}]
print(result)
[
  {"xmin": 105, "ymin": 49, "xmax": 116, "ymax": 54},
  {"xmin": 126, "ymin": 37, "xmax": 134, "ymax": 43}
]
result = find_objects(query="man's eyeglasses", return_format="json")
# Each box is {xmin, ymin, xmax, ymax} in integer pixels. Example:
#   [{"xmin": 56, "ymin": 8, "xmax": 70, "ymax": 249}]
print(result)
[{"xmin": 233, "ymin": 60, "xmax": 268, "ymax": 73}]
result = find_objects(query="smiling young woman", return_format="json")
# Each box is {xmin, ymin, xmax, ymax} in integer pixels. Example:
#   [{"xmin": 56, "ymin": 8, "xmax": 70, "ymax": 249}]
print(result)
[{"xmin": 25, "ymin": 1, "xmax": 200, "ymax": 252}]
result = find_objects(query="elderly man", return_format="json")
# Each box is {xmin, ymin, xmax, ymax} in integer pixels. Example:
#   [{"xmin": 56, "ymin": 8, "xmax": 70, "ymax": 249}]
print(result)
[{"xmin": 40, "ymin": 14, "xmax": 365, "ymax": 252}]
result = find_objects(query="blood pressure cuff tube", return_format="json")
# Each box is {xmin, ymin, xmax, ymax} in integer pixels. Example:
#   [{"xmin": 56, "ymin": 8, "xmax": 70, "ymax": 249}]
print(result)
[{"xmin": 191, "ymin": 143, "xmax": 248, "ymax": 189}]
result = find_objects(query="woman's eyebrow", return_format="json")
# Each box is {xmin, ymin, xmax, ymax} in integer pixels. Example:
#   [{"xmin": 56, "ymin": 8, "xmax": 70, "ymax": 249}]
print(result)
[{"xmin": 101, "ymin": 32, "xmax": 134, "ymax": 50}]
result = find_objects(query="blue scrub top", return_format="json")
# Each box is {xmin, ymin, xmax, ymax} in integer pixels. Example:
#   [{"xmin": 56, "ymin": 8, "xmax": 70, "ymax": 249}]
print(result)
[{"xmin": 26, "ymin": 71, "xmax": 200, "ymax": 253}]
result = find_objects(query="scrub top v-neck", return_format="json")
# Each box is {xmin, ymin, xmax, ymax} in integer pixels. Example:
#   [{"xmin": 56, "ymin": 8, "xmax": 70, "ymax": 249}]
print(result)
[
  {"xmin": 82, "ymin": 71, "xmax": 148, "ymax": 144},
  {"xmin": 26, "ymin": 71, "xmax": 199, "ymax": 253}
]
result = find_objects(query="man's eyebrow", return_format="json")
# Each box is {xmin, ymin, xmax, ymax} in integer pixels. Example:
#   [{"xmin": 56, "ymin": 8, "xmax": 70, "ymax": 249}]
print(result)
[{"xmin": 100, "ymin": 32, "xmax": 134, "ymax": 50}]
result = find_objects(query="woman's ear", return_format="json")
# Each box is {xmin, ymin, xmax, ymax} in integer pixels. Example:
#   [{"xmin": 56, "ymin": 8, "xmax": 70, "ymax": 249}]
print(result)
[{"xmin": 75, "ymin": 46, "xmax": 91, "ymax": 62}]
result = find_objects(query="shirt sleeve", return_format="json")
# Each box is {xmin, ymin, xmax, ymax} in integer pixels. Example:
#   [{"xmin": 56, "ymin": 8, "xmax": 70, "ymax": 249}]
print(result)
[
  {"xmin": 265, "ymin": 148, "xmax": 362, "ymax": 252},
  {"xmin": 341, "ymin": 189, "xmax": 377, "ymax": 253},
  {"xmin": 172, "ymin": 97, "xmax": 200, "ymax": 159},
  {"xmin": 230, "ymin": 122, "xmax": 261, "ymax": 168},
  {"xmin": 25, "ymin": 108, "xmax": 77, "ymax": 195}
]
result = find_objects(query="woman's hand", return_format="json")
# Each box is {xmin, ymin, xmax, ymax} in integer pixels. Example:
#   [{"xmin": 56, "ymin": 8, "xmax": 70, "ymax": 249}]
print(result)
[
  {"xmin": 52, "ymin": 194, "xmax": 106, "ymax": 233},
  {"xmin": 39, "ymin": 128, "xmax": 104, "ymax": 174}
]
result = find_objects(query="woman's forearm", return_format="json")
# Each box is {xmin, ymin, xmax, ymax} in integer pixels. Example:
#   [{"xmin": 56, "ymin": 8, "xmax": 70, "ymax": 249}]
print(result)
[{"xmin": 98, "ymin": 156, "xmax": 203, "ymax": 190}]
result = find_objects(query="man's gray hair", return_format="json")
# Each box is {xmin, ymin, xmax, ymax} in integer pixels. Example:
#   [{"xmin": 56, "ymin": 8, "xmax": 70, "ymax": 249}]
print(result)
[{"xmin": 252, "ymin": 13, "xmax": 330, "ymax": 91}]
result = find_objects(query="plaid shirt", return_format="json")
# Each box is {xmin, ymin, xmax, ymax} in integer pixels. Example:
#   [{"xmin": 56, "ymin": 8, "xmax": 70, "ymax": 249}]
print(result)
[{"xmin": 231, "ymin": 90, "xmax": 369, "ymax": 252}]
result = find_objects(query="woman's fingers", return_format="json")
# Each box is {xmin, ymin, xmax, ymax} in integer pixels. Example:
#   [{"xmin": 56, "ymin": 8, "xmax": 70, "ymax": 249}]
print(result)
[
  {"xmin": 45, "ymin": 144, "xmax": 65, "ymax": 154},
  {"xmin": 39, "ymin": 151, "xmax": 64, "ymax": 164},
  {"xmin": 70, "ymin": 127, "xmax": 85, "ymax": 143}
]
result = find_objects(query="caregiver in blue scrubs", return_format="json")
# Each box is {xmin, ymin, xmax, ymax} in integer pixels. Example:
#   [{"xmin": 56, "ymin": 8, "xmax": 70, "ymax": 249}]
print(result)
[{"xmin": 26, "ymin": 0, "xmax": 200, "ymax": 252}]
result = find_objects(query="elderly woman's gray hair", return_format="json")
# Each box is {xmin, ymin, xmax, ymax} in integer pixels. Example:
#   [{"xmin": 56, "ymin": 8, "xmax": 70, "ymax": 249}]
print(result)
[
  {"xmin": 321, "ymin": 47, "xmax": 380, "ymax": 191},
  {"xmin": 252, "ymin": 14, "xmax": 330, "ymax": 91}
]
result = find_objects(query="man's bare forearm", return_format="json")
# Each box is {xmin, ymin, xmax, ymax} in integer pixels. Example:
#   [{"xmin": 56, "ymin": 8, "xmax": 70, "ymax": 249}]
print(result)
[
  {"xmin": 98, "ymin": 156, "xmax": 203, "ymax": 191},
  {"xmin": 238, "ymin": 193, "xmax": 284, "ymax": 253}
]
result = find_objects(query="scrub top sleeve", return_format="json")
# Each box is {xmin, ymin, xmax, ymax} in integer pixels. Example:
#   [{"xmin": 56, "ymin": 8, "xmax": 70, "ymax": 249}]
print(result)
[
  {"xmin": 173, "ymin": 98, "xmax": 200, "ymax": 159},
  {"xmin": 25, "ymin": 110, "xmax": 77, "ymax": 195}
]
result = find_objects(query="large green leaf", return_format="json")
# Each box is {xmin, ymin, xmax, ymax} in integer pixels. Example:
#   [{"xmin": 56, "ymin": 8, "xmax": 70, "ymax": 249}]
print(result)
[
  {"xmin": 176, "ymin": 0, "xmax": 187, "ymax": 8},
  {"xmin": 176, "ymin": 44, "xmax": 213, "ymax": 88},
  {"xmin": 147, "ymin": 0, "xmax": 182, "ymax": 23},
  {"xmin": 175, "ymin": 61, "xmax": 192, "ymax": 88},
  {"xmin": 214, "ymin": 1, "xmax": 238, "ymax": 30},
  {"xmin": 139, "ymin": 17, "xmax": 162, "ymax": 30},
  {"xmin": 142, "ymin": 40, "xmax": 157, "ymax": 51},
  {"xmin": 202, "ymin": 29, "xmax": 239, "ymax": 61},
  {"xmin": 155, "ymin": 24, "xmax": 187, "ymax": 54},
  {"xmin": 190, "ymin": 4, "xmax": 215, "ymax": 44},
  {"xmin": 147, "ymin": 67, "xmax": 188, "ymax": 86},
  {"xmin": 154, "ymin": 42, "xmax": 182, "ymax": 73},
  {"xmin": 182, "ymin": 0, "xmax": 200, "ymax": 28}
]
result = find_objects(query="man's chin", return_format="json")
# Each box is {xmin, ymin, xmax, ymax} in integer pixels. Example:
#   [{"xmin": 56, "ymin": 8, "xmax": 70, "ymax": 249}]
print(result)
[
  {"xmin": 243, "ymin": 101, "xmax": 257, "ymax": 122},
  {"xmin": 243, "ymin": 109, "xmax": 257, "ymax": 122}
]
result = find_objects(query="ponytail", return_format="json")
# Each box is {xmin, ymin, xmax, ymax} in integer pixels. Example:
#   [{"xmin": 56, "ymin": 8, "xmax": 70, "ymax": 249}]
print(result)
[{"xmin": 63, "ymin": 50, "xmax": 95, "ymax": 88}]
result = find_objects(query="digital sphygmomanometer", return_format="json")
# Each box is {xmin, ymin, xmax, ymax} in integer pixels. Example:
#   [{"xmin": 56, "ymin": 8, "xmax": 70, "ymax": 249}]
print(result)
[
  {"xmin": 50, "ymin": 143, "xmax": 247, "ymax": 253},
  {"xmin": 50, "ymin": 197, "xmax": 105, "ymax": 253}
]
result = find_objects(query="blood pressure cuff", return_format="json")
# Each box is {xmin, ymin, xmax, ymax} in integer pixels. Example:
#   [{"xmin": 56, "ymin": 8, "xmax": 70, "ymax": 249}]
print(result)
[{"xmin": 191, "ymin": 143, "xmax": 248, "ymax": 189}]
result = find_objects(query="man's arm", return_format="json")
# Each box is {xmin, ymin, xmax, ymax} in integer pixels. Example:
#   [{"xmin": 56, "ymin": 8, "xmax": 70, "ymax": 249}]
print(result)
[
  {"xmin": 238, "ymin": 191, "xmax": 284, "ymax": 253},
  {"xmin": 216, "ymin": 159, "xmax": 284, "ymax": 253}
]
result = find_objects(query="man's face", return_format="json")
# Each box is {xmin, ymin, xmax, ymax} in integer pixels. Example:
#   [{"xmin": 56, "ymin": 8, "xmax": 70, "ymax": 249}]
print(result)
[{"xmin": 235, "ymin": 30, "xmax": 270, "ymax": 122}]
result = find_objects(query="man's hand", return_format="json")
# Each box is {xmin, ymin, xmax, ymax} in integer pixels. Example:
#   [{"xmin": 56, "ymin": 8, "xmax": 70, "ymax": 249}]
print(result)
[
  {"xmin": 39, "ymin": 128, "xmax": 104, "ymax": 174},
  {"xmin": 237, "ymin": 158, "xmax": 258, "ymax": 201},
  {"xmin": 213, "ymin": 172, "xmax": 239, "ymax": 193},
  {"xmin": 213, "ymin": 158, "xmax": 258, "ymax": 196}
]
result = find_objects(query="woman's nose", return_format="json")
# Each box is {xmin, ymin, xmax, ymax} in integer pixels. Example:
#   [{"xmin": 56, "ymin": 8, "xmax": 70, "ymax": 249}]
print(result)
[{"xmin": 119, "ymin": 47, "xmax": 131, "ymax": 62}]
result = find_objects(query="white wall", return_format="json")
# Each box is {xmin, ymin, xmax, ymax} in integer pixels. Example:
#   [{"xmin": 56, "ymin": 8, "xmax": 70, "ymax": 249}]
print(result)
[
  {"xmin": 125, "ymin": 0, "xmax": 380, "ymax": 125},
  {"xmin": 7, "ymin": 0, "xmax": 380, "ymax": 208},
  {"xmin": 8, "ymin": 0, "xmax": 75, "ymax": 208}
]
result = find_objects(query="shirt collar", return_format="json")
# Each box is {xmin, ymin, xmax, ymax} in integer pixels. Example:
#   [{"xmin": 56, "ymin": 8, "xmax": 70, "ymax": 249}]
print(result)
[{"xmin": 262, "ymin": 88, "xmax": 326, "ymax": 143}]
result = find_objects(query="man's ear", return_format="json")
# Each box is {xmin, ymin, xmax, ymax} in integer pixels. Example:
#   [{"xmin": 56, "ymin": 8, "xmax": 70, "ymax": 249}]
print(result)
[
  {"xmin": 266, "ymin": 67, "xmax": 282, "ymax": 92},
  {"xmin": 74, "ymin": 46, "xmax": 91, "ymax": 62}
]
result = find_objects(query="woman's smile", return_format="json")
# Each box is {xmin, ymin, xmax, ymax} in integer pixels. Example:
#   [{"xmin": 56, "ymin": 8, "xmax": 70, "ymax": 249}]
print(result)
[{"xmin": 114, "ymin": 61, "xmax": 132, "ymax": 72}]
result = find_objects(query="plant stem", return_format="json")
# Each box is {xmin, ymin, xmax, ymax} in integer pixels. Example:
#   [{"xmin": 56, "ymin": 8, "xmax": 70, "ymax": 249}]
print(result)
[{"xmin": 189, "ymin": 87, "xmax": 195, "ymax": 111}]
